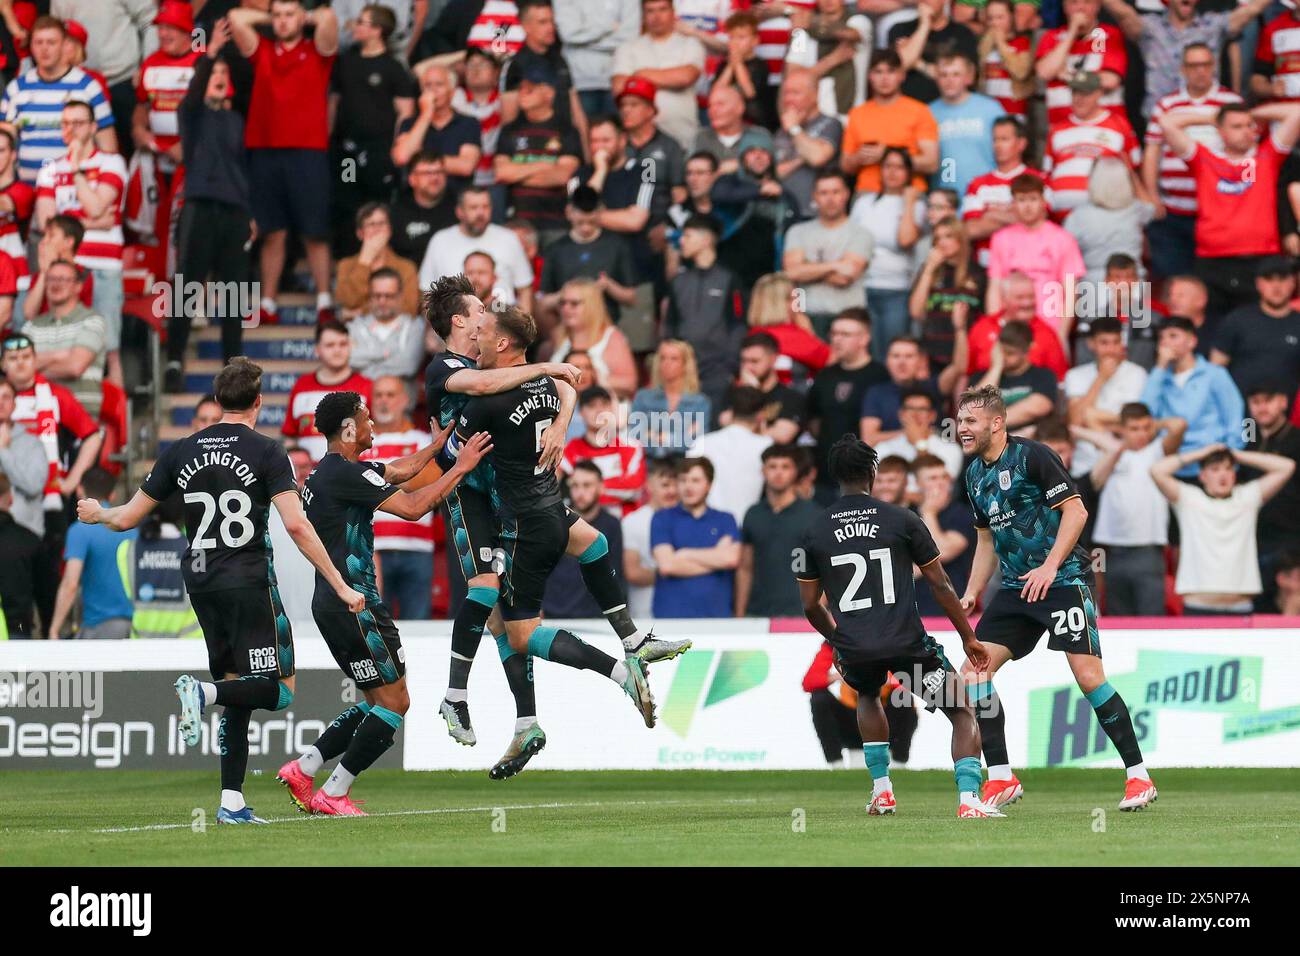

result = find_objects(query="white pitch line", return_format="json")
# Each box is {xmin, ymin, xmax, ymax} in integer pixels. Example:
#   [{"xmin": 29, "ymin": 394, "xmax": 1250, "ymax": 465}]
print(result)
[{"xmin": 57, "ymin": 797, "xmax": 759, "ymax": 835}]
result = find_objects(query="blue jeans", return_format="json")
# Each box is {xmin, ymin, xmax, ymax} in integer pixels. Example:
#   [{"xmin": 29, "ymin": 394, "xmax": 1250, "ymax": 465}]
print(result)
[
  {"xmin": 378, "ymin": 549, "xmax": 432, "ymax": 620},
  {"xmin": 1145, "ymin": 213, "xmax": 1196, "ymax": 283},
  {"xmin": 865, "ymin": 287, "xmax": 912, "ymax": 363},
  {"xmin": 578, "ymin": 89, "xmax": 615, "ymax": 119}
]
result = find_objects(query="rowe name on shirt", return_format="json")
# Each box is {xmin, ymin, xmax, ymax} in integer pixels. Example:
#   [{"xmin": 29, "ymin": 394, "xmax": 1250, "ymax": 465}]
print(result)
[{"xmin": 830, "ymin": 506, "xmax": 882, "ymax": 544}]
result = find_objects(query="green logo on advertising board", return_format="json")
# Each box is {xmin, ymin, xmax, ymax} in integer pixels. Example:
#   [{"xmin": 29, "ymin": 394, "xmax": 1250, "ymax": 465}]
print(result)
[
  {"xmin": 660, "ymin": 650, "xmax": 769, "ymax": 738},
  {"xmin": 1029, "ymin": 651, "xmax": 1300, "ymax": 767}
]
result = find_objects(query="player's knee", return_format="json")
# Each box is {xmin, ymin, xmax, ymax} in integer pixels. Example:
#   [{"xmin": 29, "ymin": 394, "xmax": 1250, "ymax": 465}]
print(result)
[
  {"xmin": 468, "ymin": 572, "xmax": 498, "ymax": 590},
  {"xmin": 272, "ymin": 680, "xmax": 294, "ymax": 712},
  {"xmin": 507, "ymin": 631, "xmax": 529, "ymax": 655},
  {"xmin": 577, "ymin": 532, "xmax": 608, "ymax": 564}
]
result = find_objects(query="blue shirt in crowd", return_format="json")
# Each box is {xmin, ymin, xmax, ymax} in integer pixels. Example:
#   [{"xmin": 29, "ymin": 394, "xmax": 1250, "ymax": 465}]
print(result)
[
  {"xmin": 64, "ymin": 512, "xmax": 136, "ymax": 627},
  {"xmin": 928, "ymin": 92, "xmax": 1003, "ymax": 197},
  {"xmin": 650, "ymin": 504, "xmax": 737, "ymax": 618}
]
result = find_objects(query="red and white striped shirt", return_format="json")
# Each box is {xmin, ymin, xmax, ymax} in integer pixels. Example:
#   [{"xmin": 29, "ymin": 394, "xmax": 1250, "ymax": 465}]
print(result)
[
  {"xmin": 961, "ymin": 164, "xmax": 1050, "ymax": 266},
  {"xmin": 1035, "ymin": 24, "xmax": 1128, "ymax": 127},
  {"xmin": 453, "ymin": 86, "xmax": 500, "ymax": 187},
  {"xmin": 677, "ymin": 0, "xmax": 742, "ymax": 107},
  {"xmin": 981, "ymin": 33, "xmax": 1032, "ymax": 116},
  {"xmin": 361, "ymin": 424, "xmax": 435, "ymax": 552},
  {"xmin": 467, "ymin": 0, "xmax": 524, "ymax": 57},
  {"xmin": 282, "ymin": 370, "xmax": 374, "ymax": 463},
  {"xmin": 1043, "ymin": 110, "xmax": 1140, "ymax": 216},
  {"xmin": 34, "ymin": 148, "xmax": 127, "ymax": 272},
  {"xmin": 136, "ymin": 48, "xmax": 200, "ymax": 173},
  {"xmin": 1255, "ymin": 10, "xmax": 1300, "ymax": 102},
  {"xmin": 756, "ymin": 1, "xmax": 816, "ymax": 87},
  {"xmin": 561, "ymin": 435, "xmax": 646, "ymax": 516},
  {"xmin": 12, "ymin": 374, "xmax": 100, "ymax": 507},
  {"xmin": 1145, "ymin": 84, "xmax": 1241, "ymax": 216},
  {"xmin": 0, "ymin": 177, "xmax": 34, "ymax": 260}
]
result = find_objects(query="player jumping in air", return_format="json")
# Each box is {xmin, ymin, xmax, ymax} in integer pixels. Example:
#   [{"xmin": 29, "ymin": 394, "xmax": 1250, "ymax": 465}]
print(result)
[
  {"xmin": 76, "ymin": 359, "xmax": 368, "ymax": 824},
  {"xmin": 275, "ymin": 391, "xmax": 491, "ymax": 816},
  {"xmin": 425, "ymin": 275, "xmax": 687, "ymax": 778},
  {"xmin": 956, "ymin": 385, "xmax": 1157, "ymax": 811},
  {"xmin": 442, "ymin": 304, "xmax": 659, "ymax": 727},
  {"xmin": 795, "ymin": 434, "xmax": 1003, "ymax": 819}
]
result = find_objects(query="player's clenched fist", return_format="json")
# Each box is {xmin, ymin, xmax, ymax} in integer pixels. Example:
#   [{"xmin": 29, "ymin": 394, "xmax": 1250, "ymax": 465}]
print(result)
[
  {"xmin": 76, "ymin": 498, "xmax": 104, "ymax": 525},
  {"xmin": 334, "ymin": 585, "xmax": 367, "ymax": 614}
]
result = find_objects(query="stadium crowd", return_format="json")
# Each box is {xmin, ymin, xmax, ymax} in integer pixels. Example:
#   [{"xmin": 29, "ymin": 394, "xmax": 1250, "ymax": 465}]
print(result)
[{"xmin": 1, "ymin": 0, "xmax": 1299, "ymax": 642}]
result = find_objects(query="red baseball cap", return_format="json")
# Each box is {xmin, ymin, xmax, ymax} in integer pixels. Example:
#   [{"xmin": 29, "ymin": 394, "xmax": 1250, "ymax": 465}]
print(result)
[
  {"xmin": 618, "ymin": 76, "xmax": 658, "ymax": 109},
  {"xmin": 154, "ymin": 0, "xmax": 195, "ymax": 34},
  {"xmin": 63, "ymin": 19, "xmax": 88, "ymax": 48}
]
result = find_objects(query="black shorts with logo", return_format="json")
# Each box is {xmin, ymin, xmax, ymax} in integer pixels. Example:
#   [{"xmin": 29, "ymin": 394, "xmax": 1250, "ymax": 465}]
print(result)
[
  {"xmin": 313, "ymin": 602, "xmax": 406, "ymax": 689},
  {"xmin": 834, "ymin": 633, "xmax": 956, "ymax": 711},
  {"xmin": 443, "ymin": 484, "xmax": 500, "ymax": 582},
  {"xmin": 976, "ymin": 585, "xmax": 1101, "ymax": 660},
  {"xmin": 496, "ymin": 502, "xmax": 570, "ymax": 620},
  {"xmin": 191, "ymin": 586, "xmax": 294, "ymax": 680}
]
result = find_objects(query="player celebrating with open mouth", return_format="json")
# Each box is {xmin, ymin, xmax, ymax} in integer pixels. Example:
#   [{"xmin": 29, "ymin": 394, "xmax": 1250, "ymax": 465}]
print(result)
[
  {"xmin": 794, "ymin": 434, "xmax": 1003, "ymax": 819},
  {"xmin": 956, "ymin": 385, "xmax": 1157, "ymax": 811}
]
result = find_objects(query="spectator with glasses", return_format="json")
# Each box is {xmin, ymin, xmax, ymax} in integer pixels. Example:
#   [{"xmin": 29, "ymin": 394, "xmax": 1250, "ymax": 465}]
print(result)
[
  {"xmin": 26, "ymin": 259, "xmax": 106, "ymax": 418},
  {"xmin": 335, "ymin": 203, "xmax": 420, "ymax": 319},
  {"xmin": 346, "ymin": 268, "xmax": 427, "ymax": 389}
]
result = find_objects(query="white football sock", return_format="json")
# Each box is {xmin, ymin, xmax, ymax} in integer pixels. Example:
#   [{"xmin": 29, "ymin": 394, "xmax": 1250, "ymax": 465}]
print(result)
[
  {"xmin": 316, "ymin": 291, "xmax": 333, "ymax": 309},
  {"xmin": 322, "ymin": 765, "xmax": 356, "ymax": 798},
  {"xmin": 873, "ymin": 776, "xmax": 892, "ymax": 797},
  {"xmin": 514, "ymin": 716, "xmax": 538, "ymax": 734},
  {"xmin": 444, "ymin": 688, "xmax": 468, "ymax": 703},
  {"xmin": 297, "ymin": 747, "xmax": 324, "ymax": 777},
  {"xmin": 621, "ymin": 630, "xmax": 645, "ymax": 651},
  {"xmin": 609, "ymin": 660, "xmax": 629, "ymax": 684},
  {"xmin": 199, "ymin": 682, "xmax": 217, "ymax": 708},
  {"xmin": 988, "ymin": 764, "xmax": 1013, "ymax": 781},
  {"xmin": 1126, "ymin": 763, "xmax": 1148, "ymax": 781},
  {"xmin": 959, "ymin": 791, "xmax": 979, "ymax": 804},
  {"xmin": 259, "ymin": 297, "xmax": 277, "ymax": 314},
  {"xmin": 220, "ymin": 789, "xmax": 245, "ymax": 812}
]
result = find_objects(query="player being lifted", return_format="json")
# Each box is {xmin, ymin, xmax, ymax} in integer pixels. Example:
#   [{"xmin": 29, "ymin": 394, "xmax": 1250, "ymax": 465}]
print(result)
[
  {"xmin": 276, "ymin": 391, "xmax": 491, "ymax": 816},
  {"xmin": 443, "ymin": 304, "xmax": 659, "ymax": 727},
  {"xmin": 795, "ymin": 435, "xmax": 1001, "ymax": 818},
  {"xmin": 425, "ymin": 275, "xmax": 687, "ymax": 778},
  {"xmin": 76, "ymin": 359, "xmax": 368, "ymax": 824},
  {"xmin": 956, "ymin": 385, "xmax": 1157, "ymax": 811}
]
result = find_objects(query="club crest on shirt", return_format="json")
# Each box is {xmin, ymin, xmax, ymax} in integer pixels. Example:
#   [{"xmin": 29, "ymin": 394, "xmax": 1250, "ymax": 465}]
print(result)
[
  {"xmin": 998, "ymin": 470, "xmax": 1011, "ymax": 491},
  {"xmin": 362, "ymin": 468, "xmax": 387, "ymax": 487}
]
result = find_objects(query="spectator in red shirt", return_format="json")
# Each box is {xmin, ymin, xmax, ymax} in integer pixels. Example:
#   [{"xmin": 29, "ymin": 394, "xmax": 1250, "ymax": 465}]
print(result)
[
  {"xmin": 969, "ymin": 271, "xmax": 1070, "ymax": 380},
  {"xmin": 1034, "ymin": 0, "xmax": 1127, "ymax": 128},
  {"xmin": 282, "ymin": 319, "xmax": 374, "ymax": 462},
  {"xmin": 561, "ymin": 385, "xmax": 647, "ymax": 516},
  {"xmin": 0, "ymin": 127, "xmax": 33, "ymax": 263},
  {"xmin": 745, "ymin": 272, "xmax": 831, "ymax": 383},
  {"xmin": 230, "ymin": 0, "xmax": 340, "ymax": 326}
]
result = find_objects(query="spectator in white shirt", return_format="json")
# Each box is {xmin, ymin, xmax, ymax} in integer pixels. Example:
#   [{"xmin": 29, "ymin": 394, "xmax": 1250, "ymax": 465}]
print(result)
[
  {"xmin": 610, "ymin": 0, "xmax": 706, "ymax": 152},
  {"xmin": 1064, "ymin": 316, "xmax": 1149, "ymax": 477},
  {"xmin": 622, "ymin": 457, "xmax": 678, "ymax": 619},
  {"xmin": 1150, "ymin": 442, "xmax": 1295, "ymax": 615},
  {"xmin": 419, "ymin": 186, "xmax": 534, "ymax": 312},
  {"xmin": 874, "ymin": 384, "xmax": 965, "ymax": 480},
  {"xmin": 686, "ymin": 385, "xmax": 773, "ymax": 525},
  {"xmin": 1085, "ymin": 404, "xmax": 1186, "ymax": 615},
  {"xmin": 268, "ymin": 445, "xmax": 318, "ymax": 623}
]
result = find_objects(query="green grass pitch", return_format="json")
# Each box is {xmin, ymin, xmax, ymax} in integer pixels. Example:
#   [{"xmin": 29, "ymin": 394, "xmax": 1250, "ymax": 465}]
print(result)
[{"xmin": 2, "ymin": 768, "xmax": 1296, "ymax": 866}]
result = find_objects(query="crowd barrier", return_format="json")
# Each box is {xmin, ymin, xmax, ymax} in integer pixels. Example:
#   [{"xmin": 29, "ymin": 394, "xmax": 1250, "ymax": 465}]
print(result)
[{"xmin": 2, "ymin": 618, "xmax": 1298, "ymax": 771}]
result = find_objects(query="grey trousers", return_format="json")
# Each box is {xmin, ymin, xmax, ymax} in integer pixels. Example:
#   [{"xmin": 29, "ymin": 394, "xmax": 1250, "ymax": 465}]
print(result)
[
  {"xmin": 1100, "ymin": 544, "xmax": 1166, "ymax": 616},
  {"xmin": 79, "ymin": 618, "xmax": 133, "ymax": 640}
]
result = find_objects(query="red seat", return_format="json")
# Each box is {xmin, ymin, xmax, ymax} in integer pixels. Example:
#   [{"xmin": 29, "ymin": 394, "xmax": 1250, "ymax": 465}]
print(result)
[{"xmin": 98, "ymin": 379, "xmax": 128, "ymax": 476}]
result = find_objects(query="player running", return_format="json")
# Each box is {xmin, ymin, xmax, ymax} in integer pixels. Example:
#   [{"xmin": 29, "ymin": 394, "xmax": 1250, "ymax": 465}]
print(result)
[
  {"xmin": 76, "ymin": 358, "xmax": 368, "ymax": 825},
  {"xmin": 442, "ymin": 304, "xmax": 659, "ymax": 727},
  {"xmin": 795, "ymin": 434, "xmax": 1002, "ymax": 819},
  {"xmin": 425, "ymin": 275, "xmax": 687, "ymax": 778},
  {"xmin": 956, "ymin": 385, "xmax": 1157, "ymax": 811},
  {"xmin": 276, "ymin": 391, "xmax": 491, "ymax": 816}
]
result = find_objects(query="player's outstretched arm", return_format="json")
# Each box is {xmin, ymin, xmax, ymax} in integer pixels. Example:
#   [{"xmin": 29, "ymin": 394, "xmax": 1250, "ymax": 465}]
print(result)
[
  {"xmin": 77, "ymin": 489, "xmax": 158, "ymax": 532},
  {"xmin": 960, "ymin": 527, "xmax": 998, "ymax": 612},
  {"xmin": 920, "ymin": 558, "xmax": 989, "ymax": 672},
  {"xmin": 797, "ymin": 578, "xmax": 837, "ymax": 642},
  {"xmin": 383, "ymin": 421, "xmax": 454, "ymax": 486},
  {"xmin": 1019, "ymin": 496, "xmax": 1087, "ymax": 602},
  {"xmin": 444, "ymin": 362, "xmax": 583, "ymax": 397},
  {"xmin": 273, "ymin": 492, "xmax": 366, "ymax": 613},
  {"xmin": 379, "ymin": 431, "xmax": 493, "ymax": 520}
]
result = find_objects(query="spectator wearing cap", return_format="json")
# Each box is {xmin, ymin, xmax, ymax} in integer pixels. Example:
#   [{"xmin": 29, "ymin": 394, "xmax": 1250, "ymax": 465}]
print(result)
[
  {"xmin": 389, "ymin": 151, "xmax": 457, "ymax": 264},
  {"xmin": 335, "ymin": 203, "xmax": 420, "ymax": 318},
  {"xmin": 1065, "ymin": 316, "xmax": 1149, "ymax": 477},
  {"xmin": 712, "ymin": 139, "xmax": 796, "ymax": 292},
  {"xmin": 611, "ymin": 0, "xmax": 705, "ymax": 153},
  {"xmin": 420, "ymin": 185, "xmax": 535, "ymax": 311},
  {"xmin": 26, "ymin": 258, "xmax": 105, "ymax": 418},
  {"xmin": 0, "ymin": 471, "xmax": 41, "ymax": 638},
  {"xmin": 553, "ymin": 0, "xmax": 641, "ymax": 120},
  {"xmin": 841, "ymin": 49, "xmax": 938, "ymax": 196},
  {"xmin": 687, "ymin": 385, "xmax": 773, "ymax": 526},
  {"xmin": 666, "ymin": 213, "xmax": 747, "ymax": 416},
  {"xmin": 975, "ymin": 321, "xmax": 1060, "ymax": 433},
  {"xmin": 968, "ymin": 273, "xmax": 1068, "ymax": 381},
  {"xmin": 1, "ymin": 332, "xmax": 103, "ymax": 632},
  {"xmin": 1085, "ymin": 404, "xmax": 1185, "ymax": 616},
  {"xmin": 391, "ymin": 63, "xmax": 480, "ymax": 195},
  {"xmin": 0, "ymin": 16, "xmax": 116, "ymax": 185},
  {"xmin": 1151, "ymin": 442, "xmax": 1295, "ymax": 616},
  {"xmin": 1141, "ymin": 316, "xmax": 1244, "ymax": 475},
  {"xmin": 1210, "ymin": 256, "xmax": 1300, "ymax": 398},
  {"xmin": 783, "ymin": 170, "xmax": 873, "ymax": 336},
  {"xmin": 693, "ymin": 84, "xmax": 774, "ymax": 179},
  {"xmin": 501, "ymin": 0, "xmax": 586, "ymax": 139},
  {"xmin": 1033, "ymin": 0, "xmax": 1126, "ymax": 129},
  {"xmin": 346, "ymin": 267, "xmax": 427, "ymax": 386},
  {"xmin": 1158, "ymin": 100, "xmax": 1300, "ymax": 320},
  {"xmin": 985, "ymin": 173, "xmax": 1085, "ymax": 338},
  {"xmin": 1243, "ymin": 382, "xmax": 1300, "ymax": 605},
  {"xmin": 736, "ymin": 444, "xmax": 823, "ymax": 617},
  {"xmin": 328, "ymin": 4, "xmax": 418, "ymax": 256},
  {"xmin": 60, "ymin": 19, "xmax": 110, "ymax": 105},
  {"xmin": 493, "ymin": 61, "xmax": 583, "ymax": 248},
  {"xmin": 617, "ymin": 74, "xmax": 686, "ymax": 230},
  {"xmin": 230, "ymin": 0, "xmax": 340, "ymax": 326},
  {"xmin": 561, "ymin": 386, "xmax": 647, "ymax": 515},
  {"xmin": 773, "ymin": 68, "xmax": 843, "ymax": 222},
  {"xmin": 164, "ymin": 29, "xmax": 249, "ymax": 394},
  {"xmin": 51, "ymin": 0, "xmax": 157, "ymax": 149},
  {"xmin": 539, "ymin": 186, "xmax": 638, "ymax": 322}
]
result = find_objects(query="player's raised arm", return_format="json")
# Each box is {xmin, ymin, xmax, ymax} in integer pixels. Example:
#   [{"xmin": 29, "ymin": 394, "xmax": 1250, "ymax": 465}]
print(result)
[
  {"xmin": 381, "ymin": 420, "xmax": 455, "ymax": 485},
  {"xmin": 272, "ymin": 491, "xmax": 366, "ymax": 613},
  {"xmin": 919, "ymin": 558, "xmax": 989, "ymax": 672},
  {"xmin": 444, "ymin": 361, "xmax": 583, "ymax": 397},
  {"xmin": 379, "ymin": 431, "xmax": 493, "ymax": 520},
  {"xmin": 76, "ymin": 489, "xmax": 158, "ymax": 532}
]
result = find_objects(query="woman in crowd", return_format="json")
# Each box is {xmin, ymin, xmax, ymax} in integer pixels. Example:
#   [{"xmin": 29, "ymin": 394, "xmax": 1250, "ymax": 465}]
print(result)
[
  {"xmin": 909, "ymin": 216, "xmax": 984, "ymax": 369},
  {"xmin": 746, "ymin": 272, "xmax": 831, "ymax": 383},
  {"xmin": 630, "ymin": 338, "xmax": 712, "ymax": 458},
  {"xmin": 550, "ymin": 277, "xmax": 638, "ymax": 400}
]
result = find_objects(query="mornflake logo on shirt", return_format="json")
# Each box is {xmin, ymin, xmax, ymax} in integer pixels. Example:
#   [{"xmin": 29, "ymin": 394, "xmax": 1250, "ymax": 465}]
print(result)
[{"xmin": 50, "ymin": 886, "xmax": 151, "ymax": 936}]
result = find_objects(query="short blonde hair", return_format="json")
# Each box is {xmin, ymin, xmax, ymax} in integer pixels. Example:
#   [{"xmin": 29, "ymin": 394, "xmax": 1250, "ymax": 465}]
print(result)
[{"xmin": 748, "ymin": 273, "xmax": 796, "ymax": 328}]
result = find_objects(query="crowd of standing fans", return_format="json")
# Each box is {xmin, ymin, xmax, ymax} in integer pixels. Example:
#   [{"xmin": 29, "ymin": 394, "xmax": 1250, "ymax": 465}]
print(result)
[{"xmin": 0, "ymin": 0, "xmax": 1299, "ymax": 638}]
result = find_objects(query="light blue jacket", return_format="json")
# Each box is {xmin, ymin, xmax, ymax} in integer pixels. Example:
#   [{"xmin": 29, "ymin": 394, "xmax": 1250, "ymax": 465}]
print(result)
[{"xmin": 1140, "ymin": 356, "xmax": 1244, "ymax": 475}]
